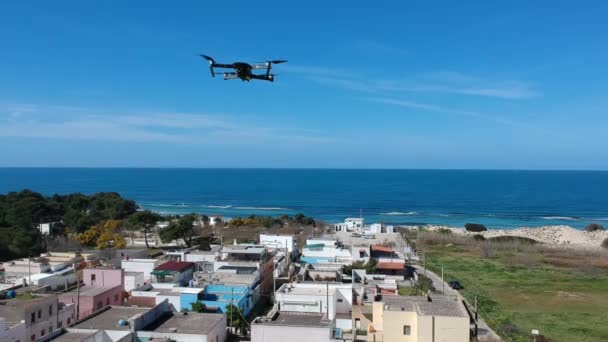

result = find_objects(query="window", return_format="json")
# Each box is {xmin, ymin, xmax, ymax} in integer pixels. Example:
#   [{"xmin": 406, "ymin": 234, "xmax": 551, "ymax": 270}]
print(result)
[
  {"xmin": 30, "ymin": 335, "xmax": 35, "ymax": 341},
  {"xmin": 49, "ymin": 325, "xmax": 53, "ymax": 332},
  {"xmin": 91, "ymin": 273, "xmax": 96, "ymax": 285},
  {"xmin": 337, "ymin": 299, "xmax": 343, "ymax": 303},
  {"xmin": 114, "ymin": 294, "xmax": 119, "ymax": 302},
  {"xmin": 37, "ymin": 310, "xmax": 41, "ymax": 319},
  {"xmin": 403, "ymin": 325, "xmax": 411, "ymax": 335},
  {"xmin": 40, "ymin": 329, "xmax": 45, "ymax": 337},
  {"xmin": 355, "ymin": 318, "xmax": 361, "ymax": 329},
  {"xmin": 97, "ymin": 302, "xmax": 103, "ymax": 310},
  {"xmin": 49, "ymin": 305, "xmax": 53, "ymax": 315},
  {"xmin": 31, "ymin": 312, "xmax": 36, "ymax": 323},
  {"xmin": 106, "ymin": 297, "xmax": 110, "ymax": 305},
  {"xmin": 67, "ymin": 318, "xmax": 71, "ymax": 325},
  {"xmin": 58, "ymin": 321, "xmax": 63, "ymax": 328}
]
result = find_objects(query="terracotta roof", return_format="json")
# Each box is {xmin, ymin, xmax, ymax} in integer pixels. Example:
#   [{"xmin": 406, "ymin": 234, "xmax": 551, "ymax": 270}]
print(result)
[
  {"xmin": 376, "ymin": 262, "xmax": 404, "ymax": 270},
  {"xmin": 371, "ymin": 245, "xmax": 393, "ymax": 253},
  {"xmin": 154, "ymin": 261, "xmax": 194, "ymax": 272}
]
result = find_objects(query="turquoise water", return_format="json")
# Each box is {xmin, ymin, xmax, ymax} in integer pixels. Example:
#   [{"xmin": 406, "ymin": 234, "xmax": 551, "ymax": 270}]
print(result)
[{"xmin": 0, "ymin": 168, "xmax": 607, "ymax": 229}]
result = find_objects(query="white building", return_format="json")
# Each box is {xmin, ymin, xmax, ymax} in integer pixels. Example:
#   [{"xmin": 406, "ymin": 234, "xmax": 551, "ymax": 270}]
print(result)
[
  {"xmin": 252, "ymin": 312, "xmax": 340, "ymax": 342},
  {"xmin": 302, "ymin": 240, "xmax": 352, "ymax": 265},
  {"xmin": 334, "ymin": 218, "xmax": 364, "ymax": 233},
  {"xmin": 275, "ymin": 282, "xmax": 353, "ymax": 321},
  {"xmin": 0, "ymin": 317, "xmax": 25, "ymax": 342},
  {"xmin": 37, "ymin": 223, "xmax": 52, "ymax": 236},
  {"xmin": 366, "ymin": 223, "xmax": 396, "ymax": 234},
  {"xmin": 259, "ymin": 234, "xmax": 298, "ymax": 260},
  {"xmin": 124, "ymin": 272, "xmax": 145, "ymax": 292},
  {"xmin": 121, "ymin": 259, "xmax": 161, "ymax": 281}
]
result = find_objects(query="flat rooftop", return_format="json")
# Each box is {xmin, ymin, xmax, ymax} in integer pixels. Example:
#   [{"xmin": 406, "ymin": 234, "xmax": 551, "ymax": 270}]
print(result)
[
  {"xmin": 62, "ymin": 286, "xmax": 117, "ymax": 297},
  {"xmin": 50, "ymin": 331, "xmax": 99, "ymax": 342},
  {"xmin": 223, "ymin": 246, "xmax": 266, "ymax": 254},
  {"xmin": 255, "ymin": 312, "xmax": 331, "ymax": 327},
  {"xmin": 144, "ymin": 312, "xmax": 225, "ymax": 334},
  {"xmin": 382, "ymin": 295, "xmax": 468, "ymax": 318},
  {"xmin": 72, "ymin": 306, "xmax": 151, "ymax": 331}
]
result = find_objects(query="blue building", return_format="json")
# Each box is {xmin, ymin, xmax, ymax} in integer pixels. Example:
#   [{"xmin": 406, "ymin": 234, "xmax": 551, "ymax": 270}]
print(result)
[{"xmin": 202, "ymin": 284, "xmax": 254, "ymax": 316}]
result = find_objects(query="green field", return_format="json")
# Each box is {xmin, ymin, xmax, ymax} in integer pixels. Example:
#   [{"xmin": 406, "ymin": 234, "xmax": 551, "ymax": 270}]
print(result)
[{"xmin": 417, "ymin": 234, "xmax": 608, "ymax": 342}]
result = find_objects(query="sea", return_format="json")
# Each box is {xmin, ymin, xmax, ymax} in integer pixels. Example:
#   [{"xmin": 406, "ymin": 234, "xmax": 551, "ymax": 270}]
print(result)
[{"xmin": 0, "ymin": 168, "xmax": 607, "ymax": 230}]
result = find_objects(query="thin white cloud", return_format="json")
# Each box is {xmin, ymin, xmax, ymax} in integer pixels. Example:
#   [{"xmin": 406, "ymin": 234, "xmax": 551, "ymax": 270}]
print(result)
[
  {"xmin": 296, "ymin": 69, "xmax": 540, "ymax": 100},
  {"xmin": 0, "ymin": 103, "xmax": 333, "ymax": 145},
  {"xmin": 368, "ymin": 97, "xmax": 526, "ymax": 127}
]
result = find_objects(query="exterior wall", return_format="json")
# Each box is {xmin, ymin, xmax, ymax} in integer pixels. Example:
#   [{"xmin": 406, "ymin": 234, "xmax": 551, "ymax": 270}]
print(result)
[
  {"xmin": 131, "ymin": 300, "xmax": 171, "ymax": 330},
  {"xmin": 276, "ymin": 284, "xmax": 352, "ymax": 320},
  {"xmin": 0, "ymin": 318, "xmax": 25, "ymax": 342},
  {"xmin": 58, "ymin": 285, "xmax": 122, "ymax": 319},
  {"xmin": 382, "ymin": 310, "xmax": 418, "ymax": 342},
  {"xmin": 121, "ymin": 259, "xmax": 160, "ymax": 281},
  {"xmin": 431, "ymin": 316, "xmax": 469, "ymax": 342},
  {"xmin": 19, "ymin": 296, "xmax": 75, "ymax": 341},
  {"xmin": 369, "ymin": 304, "xmax": 469, "ymax": 342},
  {"xmin": 251, "ymin": 324, "xmax": 330, "ymax": 342},
  {"xmin": 259, "ymin": 234, "xmax": 296, "ymax": 256},
  {"xmin": 202, "ymin": 285, "xmax": 253, "ymax": 316},
  {"xmin": 124, "ymin": 273, "xmax": 145, "ymax": 291},
  {"xmin": 83, "ymin": 268, "xmax": 124, "ymax": 288},
  {"xmin": 36, "ymin": 273, "xmax": 78, "ymax": 291}
]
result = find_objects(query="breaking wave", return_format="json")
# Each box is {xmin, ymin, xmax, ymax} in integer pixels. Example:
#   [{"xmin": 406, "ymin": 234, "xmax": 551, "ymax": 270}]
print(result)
[
  {"xmin": 542, "ymin": 216, "xmax": 581, "ymax": 221},
  {"xmin": 381, "ymin": 211, "xmax": 418, "ymax": 216}
]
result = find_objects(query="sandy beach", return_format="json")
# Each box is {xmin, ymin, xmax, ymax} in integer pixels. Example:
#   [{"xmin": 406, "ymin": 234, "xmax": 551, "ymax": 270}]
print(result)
[{"xmin": 420, "ymin": 225, "xmax": 608, "ymax": 248}]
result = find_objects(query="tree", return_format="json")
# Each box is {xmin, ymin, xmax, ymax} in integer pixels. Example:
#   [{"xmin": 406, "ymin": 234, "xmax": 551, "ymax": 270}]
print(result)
[
  {"xmin": 126, "ymin": 210, "xmax": 162, "ymax": 248},
  {"xmin": 602, "ymin": 238, "xmax": 608, "ymax": 249},
  {"xmin": 225, "ymin": 304, "xmax": 248, "ymax": 335},
  {"xmin": 76, "ymin": 220, "xmax": 126, "ymax": 250},
  {"xmin": 190, "ymin": 300, "xmax": 206, "ymax": 313},
  {"xmin": 159, "ymin": 214, "xmax": 198, "ymax": 247}
]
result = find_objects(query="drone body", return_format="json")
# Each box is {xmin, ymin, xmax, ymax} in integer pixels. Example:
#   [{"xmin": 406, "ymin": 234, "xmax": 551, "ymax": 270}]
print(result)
[{"xmin": 200, "ymin": 55, "xmax": 287, "ymax": 82}]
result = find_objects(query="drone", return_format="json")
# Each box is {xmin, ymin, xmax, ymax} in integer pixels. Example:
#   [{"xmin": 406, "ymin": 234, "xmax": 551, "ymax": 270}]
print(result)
[{"xmin": 200, "ymin": 55, "xmax": 287, "ymax": 82}]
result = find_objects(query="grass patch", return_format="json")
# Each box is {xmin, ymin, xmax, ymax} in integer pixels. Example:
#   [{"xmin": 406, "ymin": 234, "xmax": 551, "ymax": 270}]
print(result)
[
  {"xmin": 423, "ymin": 244, "xmax": 608, "ymax": 342},
  {"xmin": 398, "ymin": 287, "xmax": 420, "ymax": 296}
]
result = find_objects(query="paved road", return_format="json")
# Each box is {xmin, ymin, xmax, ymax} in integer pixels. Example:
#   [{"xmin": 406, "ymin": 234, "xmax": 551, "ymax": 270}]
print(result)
[{"xmin": 412, "ymin": 265, "xmax": 502, "ymax": 342}]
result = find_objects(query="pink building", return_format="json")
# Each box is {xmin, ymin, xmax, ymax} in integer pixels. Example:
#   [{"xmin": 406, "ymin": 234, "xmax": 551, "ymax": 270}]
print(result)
[
  {"xmin": 58, "ymin": 285, "xmax": 123, "ymax": 319},
  {"xmin": 82, "ymin": 267, "xmax": 124, "ymax": 288},
  {"xmin": 58, "ymin": 267, "xmax": 125, "ymax": 319}
]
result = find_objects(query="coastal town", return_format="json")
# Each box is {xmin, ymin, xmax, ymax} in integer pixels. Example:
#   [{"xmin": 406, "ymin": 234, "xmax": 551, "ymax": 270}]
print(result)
[{"xmin": 0, "ymin": 216, "xmax": 499, "ymax": 342}]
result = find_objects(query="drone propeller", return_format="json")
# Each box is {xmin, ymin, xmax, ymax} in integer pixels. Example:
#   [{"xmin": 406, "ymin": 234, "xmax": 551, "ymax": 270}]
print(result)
[
  {"xmin": 268, "ymin": 60, "xmax": 287, "ymax": 64},
  {"xmin": 199, "ymin": 54, "xmax": 216, "ymax": 77},
  {"xmin": 200, "ymin": 54, "xmax": 216, "ymax": 64}
]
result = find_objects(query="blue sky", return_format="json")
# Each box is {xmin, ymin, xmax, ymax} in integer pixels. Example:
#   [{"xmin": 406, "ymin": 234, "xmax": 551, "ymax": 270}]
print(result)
[{"xmin": 1, "ymin": 1, "xmax": 607, "ymax": 169}]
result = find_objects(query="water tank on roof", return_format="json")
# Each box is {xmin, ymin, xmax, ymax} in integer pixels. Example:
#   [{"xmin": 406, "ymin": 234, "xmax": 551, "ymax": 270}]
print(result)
[
  {"xmin": 118, "ymin": 319, "xmax": 129, "ymax": 326},
  {"xmin": 6, "ymin": 290, "xmax": 16, "ymax": 299}
]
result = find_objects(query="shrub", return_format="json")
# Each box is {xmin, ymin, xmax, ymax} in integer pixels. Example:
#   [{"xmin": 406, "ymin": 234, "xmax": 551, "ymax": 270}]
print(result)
[
  {"xmin": 602, "ymin": 238, "xmax": 608, "ymax": 249},
  {"xmin": 473, "ymin": 234, "xmax": 485, "ymax": 241},
  {"xmin": 585, "ymin": 223, "xmax": 605, "ymax": 232},
  {"xmin": 488, "ymin": 236, "xmax": 538, "ymax": 245},
  {"xmin": 465, "ymin": 223, "xmax": 487, "ymax": 232},
  {"xmin": 437, "ymin": 228, "xmax": 452, "ymax": 234}
]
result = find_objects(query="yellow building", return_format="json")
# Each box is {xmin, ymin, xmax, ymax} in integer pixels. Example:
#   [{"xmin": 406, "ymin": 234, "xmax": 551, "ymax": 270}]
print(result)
[{"xmin": 367, "ymin": 295, "xmax": 469, "ymax": 342}]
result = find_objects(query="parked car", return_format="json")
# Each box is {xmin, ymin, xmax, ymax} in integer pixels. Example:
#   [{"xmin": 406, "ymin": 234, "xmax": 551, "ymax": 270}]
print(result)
[{"xmin": 449, "ymin": 280, "xmax": 463, "ymax": 290}]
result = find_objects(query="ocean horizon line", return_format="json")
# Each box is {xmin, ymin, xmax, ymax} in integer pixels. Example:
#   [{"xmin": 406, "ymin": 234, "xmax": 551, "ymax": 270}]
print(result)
[{"xmin": 1, "ymin": 166, "xmax": 608, "ymax": 172}]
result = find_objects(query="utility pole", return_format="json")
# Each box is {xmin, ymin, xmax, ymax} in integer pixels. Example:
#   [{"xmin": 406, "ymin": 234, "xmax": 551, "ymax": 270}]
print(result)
[
  {"xmin": 441, "ymin": 267, "xmax": 444, "ymax": 294},
  {"xmin": 28, "ymin": 256, "xmax": 31, "ymax": 286},
  {"xmin": 76, "ymin": 280, "xmax": 81, "ymax": 320},
  {"xmin": 423, "ymin": 251, "xmax": 427, "ymax": 278},
  {"xmin": 326, "ymin": 281, "xmax": 329, "ymax": 318},
  {"xmin": 230, "ymin": 287, "xmax": 234, "ymax": 335}
]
